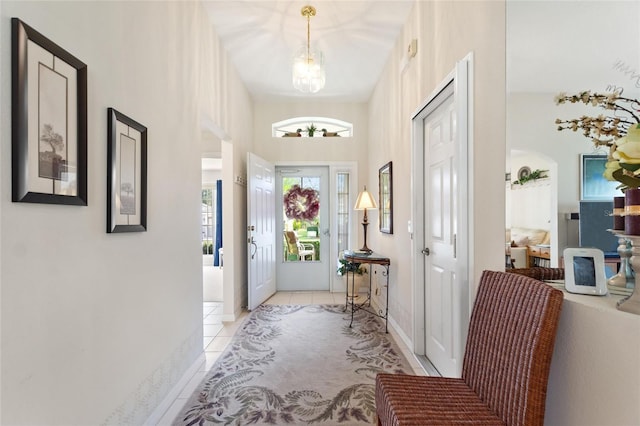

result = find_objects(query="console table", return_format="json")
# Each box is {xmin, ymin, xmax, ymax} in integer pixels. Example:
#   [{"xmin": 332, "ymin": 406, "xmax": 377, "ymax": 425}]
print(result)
[{"xmin": 343, "ymin": 251, "xmax": 390, "ymax": 332}]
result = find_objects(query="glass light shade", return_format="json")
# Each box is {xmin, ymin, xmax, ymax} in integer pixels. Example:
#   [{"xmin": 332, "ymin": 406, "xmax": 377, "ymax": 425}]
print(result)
[
  {"xmin": 354, "ymin": 187, "xmax": 377, "ymax": 210},
  {"xmin": 292, "ymin": 45, "xmax": 325, "ymax": 94}
]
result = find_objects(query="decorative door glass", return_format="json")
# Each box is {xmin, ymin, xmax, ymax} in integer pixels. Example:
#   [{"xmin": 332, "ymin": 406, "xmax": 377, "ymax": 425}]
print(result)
[{"xmin": 282, "ymin": 176, "xmax": 321, "ymax": 262}]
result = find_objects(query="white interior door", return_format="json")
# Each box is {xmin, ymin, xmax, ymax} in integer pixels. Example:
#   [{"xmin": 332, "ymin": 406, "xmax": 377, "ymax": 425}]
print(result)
[
  {"xmin": 275, "ymin": 166, "xmax": 330, "ymax": 291},
  {"xmin": 413, "ymin": 57, "xmax": 471, "ymax": 378},
  {"xmin": 423, "ymin": 86, "xmax": 459, "ymax": 377},
  {"xmin": 247, "ymin": 153, "xmax": 276, "ymax": 310}
]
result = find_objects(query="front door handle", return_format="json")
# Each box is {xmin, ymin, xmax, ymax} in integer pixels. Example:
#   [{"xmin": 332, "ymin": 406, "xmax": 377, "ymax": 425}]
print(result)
[{"xmin": 422, "ymin": 248, "xmax": 430, "ymax": 256}]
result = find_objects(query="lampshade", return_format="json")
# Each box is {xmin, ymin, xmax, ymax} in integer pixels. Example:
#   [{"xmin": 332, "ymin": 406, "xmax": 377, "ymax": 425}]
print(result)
[
  {"xmin": 354, "ymin": 186, "xmax": 377, "ymax": 210},
  {"xmin": 292, "ymin": 5, "xmax": 325, "ymax": 94}
]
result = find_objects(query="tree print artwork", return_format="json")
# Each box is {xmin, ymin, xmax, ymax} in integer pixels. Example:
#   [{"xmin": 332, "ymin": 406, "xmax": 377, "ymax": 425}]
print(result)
[
  {"xmin": 119, "ymin": 133, "xmax": 137, "ymax": 215},
  {"xmin": 39, "ymin": 123, "xmax": 66, "ymax": 180}
]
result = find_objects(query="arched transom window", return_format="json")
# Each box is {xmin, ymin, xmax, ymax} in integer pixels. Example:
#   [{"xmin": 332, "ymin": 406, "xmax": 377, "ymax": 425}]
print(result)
[{"xmin": 272, "ymin": 117, "xmax": 353, "ymax": 138}]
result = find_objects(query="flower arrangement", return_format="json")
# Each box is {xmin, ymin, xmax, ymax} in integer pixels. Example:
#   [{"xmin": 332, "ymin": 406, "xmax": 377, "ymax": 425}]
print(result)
[
  {"xmin": 283, "ymin": 184, "xmax": 320, "ymax": 221},
  {"xmin": 555, "ymin": 90, "xmax": 640, "ymax": 189}
]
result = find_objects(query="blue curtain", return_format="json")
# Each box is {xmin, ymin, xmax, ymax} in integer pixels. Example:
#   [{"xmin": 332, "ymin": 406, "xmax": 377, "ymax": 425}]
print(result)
[{"xmin": 213, "ymin": 180, "xmax": 223, "ymax": 266}]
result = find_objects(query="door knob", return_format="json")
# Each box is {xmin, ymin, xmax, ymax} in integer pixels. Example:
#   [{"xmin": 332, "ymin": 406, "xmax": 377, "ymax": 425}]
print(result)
[{"xmin": 422, "ymin": 248, "xmax": 430, "ymax": 256}]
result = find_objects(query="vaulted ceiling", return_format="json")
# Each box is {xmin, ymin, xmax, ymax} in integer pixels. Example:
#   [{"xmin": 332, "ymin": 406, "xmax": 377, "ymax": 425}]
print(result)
[
  {"xmin": 202, "ymin": 0, "xmax": 414, "ymax": 102},
  {"xmin": 203, "ymin": 1, "xmax": 640, "ymax": 102}
]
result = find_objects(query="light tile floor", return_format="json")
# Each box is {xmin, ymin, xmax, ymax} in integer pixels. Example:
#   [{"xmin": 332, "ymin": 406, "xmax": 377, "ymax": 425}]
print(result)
[{"xmin": 155, "ymin": 291, "xmax": 424, "ymax": 425}]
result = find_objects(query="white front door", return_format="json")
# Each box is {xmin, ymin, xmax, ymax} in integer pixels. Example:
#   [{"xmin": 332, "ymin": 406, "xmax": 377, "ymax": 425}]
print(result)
[
  {"xmin": 413, "ymin": 58, "xmax": 471, "ymax": 378},
  {"xmin": 275, "ymin": 166, "xmax": 330, "ymax": 291},
  {"xmin": 247, "ymin": 153, "xmax": 276, "ymax": 310}
]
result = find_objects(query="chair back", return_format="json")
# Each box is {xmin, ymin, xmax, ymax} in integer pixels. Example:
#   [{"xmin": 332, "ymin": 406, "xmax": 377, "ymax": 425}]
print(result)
[
  {"xmin": 508, "ymin": 267, "xmax": 565, "ymax": 281},
  {"xmin": 462, "ymin": 270, "xmax": 563, "ymax": 426},
  {"xmin": 284, "ymin": 231, "xmax": 299, "ymax": 255}
]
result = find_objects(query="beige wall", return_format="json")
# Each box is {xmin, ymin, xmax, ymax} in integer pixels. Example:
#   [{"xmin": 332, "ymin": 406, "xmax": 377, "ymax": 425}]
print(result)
[
  {"xmin": 367, "ymin": 0, "xmax": 506, "ymax": 339},
  {"xmin": 196, "ymin": 10, "xmax": 254, "ymax": 319},
  {"xmin": 0, "ymin": 1, "xmax": 251, "ymax": 424}
]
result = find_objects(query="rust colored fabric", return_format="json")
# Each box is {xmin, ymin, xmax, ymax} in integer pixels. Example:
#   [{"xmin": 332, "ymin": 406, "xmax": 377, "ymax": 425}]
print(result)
[{"xmin": 376, "ymin": 270, "xmax": 563, "ymax": 426}]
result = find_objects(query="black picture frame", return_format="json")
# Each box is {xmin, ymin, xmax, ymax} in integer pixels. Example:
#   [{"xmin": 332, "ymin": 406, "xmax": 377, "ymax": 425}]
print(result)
[
  {"xmin": 107, "ymin": 108, "xmax": 148, "ymax": 233},
  {"xmin": 379, "ymin": 161, "xmax": 393, "ymax": 234},
  {"xmin": 11, "ymin": 18, "xmax": 88, "ymax": 205}
]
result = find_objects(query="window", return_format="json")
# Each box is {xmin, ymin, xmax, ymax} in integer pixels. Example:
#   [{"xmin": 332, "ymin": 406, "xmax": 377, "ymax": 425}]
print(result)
[
  {"xmin": 282, "ymin": 175, "xmax": 321, "ymax": 262},
  {"xmin": 336, "ymin": 172, "xmax": 350, "ymax": 257},
  {"xmin": 272, "ymin": 116, "xmax": 353, "ymax": 138},
  {"xmin": 201, "ymin": 187, "xmax": 215, "ymax": 254}
]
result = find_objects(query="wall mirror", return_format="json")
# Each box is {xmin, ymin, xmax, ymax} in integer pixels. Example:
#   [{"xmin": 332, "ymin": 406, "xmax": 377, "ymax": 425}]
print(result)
[
  {"xmin": 379, "ymin": 161, "xmax": 393, "ymax": 234},
  {"xmin": 506, "ymin": 1, "xmax": 639, "ymax": 267}
]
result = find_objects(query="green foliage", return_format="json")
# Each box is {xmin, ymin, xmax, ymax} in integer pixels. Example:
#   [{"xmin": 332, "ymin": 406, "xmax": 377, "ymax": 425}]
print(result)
[
  {"xmin": 306, "ymin": 123, "xmax": 317, "ymax": 136},
  {"xmin": 336, "ymin": 258, "xmax": 367, "ymax": 276}
]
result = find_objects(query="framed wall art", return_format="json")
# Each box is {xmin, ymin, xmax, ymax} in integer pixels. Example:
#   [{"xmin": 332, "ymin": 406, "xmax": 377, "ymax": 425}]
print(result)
[
  {"xmin": 11, "ymin": 18, "xmax": 88, "ymax": 205},
  {"xmin": 379, "ymin": 161, "xmax": 393, "ymax": 234},
  {"xmin": 107, "ymin": 108, "xmax": 147, "ymax": 233},
  {"xmin": 580, "ymin": 154, "xmax": 620, "ymax": 201}
]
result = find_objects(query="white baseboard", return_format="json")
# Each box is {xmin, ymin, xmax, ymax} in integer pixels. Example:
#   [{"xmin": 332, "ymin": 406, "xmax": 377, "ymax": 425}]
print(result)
[
  {"xmin": 387, "ymin": 314, "xmax": 412, "ymax": 349},
  {"xmin": 371, "ymin": 299, "xmax": 428, "ymax": 376},
  {"xmin": 143, "ymin": 352, "xmax": 205, "ymax": 426},
  {"xmin": 222, "ymin": 305, "xmax": 244, "ymax": 322}
]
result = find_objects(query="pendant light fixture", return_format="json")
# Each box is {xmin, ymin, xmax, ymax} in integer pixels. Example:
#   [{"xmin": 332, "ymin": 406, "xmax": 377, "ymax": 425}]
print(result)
[{"xmin": 292, "ymin": 5, "xmax": 325, "ymax": 93}]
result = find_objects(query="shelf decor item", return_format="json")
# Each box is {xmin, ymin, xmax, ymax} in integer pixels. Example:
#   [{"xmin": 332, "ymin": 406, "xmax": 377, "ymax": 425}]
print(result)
[
  {"xmin": 606, "ymin": 230, "xmax": 634, "ymax": 289},
  {"xmin": 617, "ymin": 235, "xmax": 640, "ymax": 315},
  {"xmin": 306, "ymin": 123, "xmax": 317, "ymax": 137},
  {"xmin": 107, "ymin": 108, "xmax": 147, "ymax": 233},
  {"xmin": 11, "ymin": 18, "xmax": 88, "ymax": 205}
]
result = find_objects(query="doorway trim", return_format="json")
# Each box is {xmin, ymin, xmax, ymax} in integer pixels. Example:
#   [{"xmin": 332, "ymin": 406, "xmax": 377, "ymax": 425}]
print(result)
[{"xmin": 411, "ymin": 53, "xmax": 474, "ymax": 373}]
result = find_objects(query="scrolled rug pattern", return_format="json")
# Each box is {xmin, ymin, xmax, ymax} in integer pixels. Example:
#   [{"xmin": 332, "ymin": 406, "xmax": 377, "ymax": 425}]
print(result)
[{"xmin": 174, "ymin": 304, "xmax": 413, "ymax": 425}]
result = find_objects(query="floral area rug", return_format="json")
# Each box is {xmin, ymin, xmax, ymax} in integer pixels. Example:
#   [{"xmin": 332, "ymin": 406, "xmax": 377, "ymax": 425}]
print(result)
[{"xmin": 174, "ymin": 304, "xmax": 413, "ymax": 425}]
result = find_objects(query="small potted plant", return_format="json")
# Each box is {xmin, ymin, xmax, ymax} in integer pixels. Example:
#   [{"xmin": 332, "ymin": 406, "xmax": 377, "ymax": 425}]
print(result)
[
  {"xmin": 337, "ymin": 257, "xmax": 367, "ymax": 296},
  {"xmin": 306, "ymin": 123, "xmax": 317, "ymax": 137}
]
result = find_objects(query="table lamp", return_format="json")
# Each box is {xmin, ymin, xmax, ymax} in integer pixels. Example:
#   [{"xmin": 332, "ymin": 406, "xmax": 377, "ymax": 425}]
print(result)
[{"xmin": 354, "ymin": 186, "xmax": 378, "ymax": 253}]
